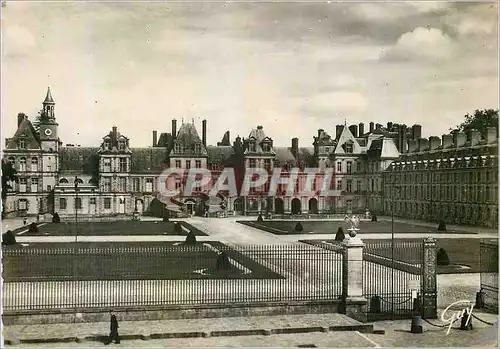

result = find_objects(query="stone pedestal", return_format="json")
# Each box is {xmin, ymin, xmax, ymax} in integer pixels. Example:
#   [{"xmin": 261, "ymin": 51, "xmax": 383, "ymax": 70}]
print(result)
[{"xmin": 341, "ymin": 237, "xmax": 367, "ymax": 322}]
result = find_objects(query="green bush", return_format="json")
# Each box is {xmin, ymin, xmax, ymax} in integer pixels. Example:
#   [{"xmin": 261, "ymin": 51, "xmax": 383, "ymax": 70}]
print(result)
[
  {"xmin": 437, "ymin": 248, "xmax": 450, "ymax": 266},
  {"xmin": 295, "ymin": 222, "xmax": 304, "ymax": 232},
  {"xmin": 335, "ymin": 227, "xmax": 345, "ymax": 241},
  {"xmin": 174, "ymin": 222, "xmax": 183, "ymax": 233},
  {"xmin": 185, "ymin": 231, "xmax": 197, "ymax": 245}
]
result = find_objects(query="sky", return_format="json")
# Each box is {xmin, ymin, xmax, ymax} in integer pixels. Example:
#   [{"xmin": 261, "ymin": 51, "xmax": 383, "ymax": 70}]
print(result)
[{"xmin": 1, "ymin": 1, "xmax": 498, "ymax": 148}]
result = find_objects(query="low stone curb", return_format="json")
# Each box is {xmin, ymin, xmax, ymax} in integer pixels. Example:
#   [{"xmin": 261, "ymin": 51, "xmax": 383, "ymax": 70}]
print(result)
[{"xmin": 3, "ymin": 323, "xmax": 374, "ymax": 345}]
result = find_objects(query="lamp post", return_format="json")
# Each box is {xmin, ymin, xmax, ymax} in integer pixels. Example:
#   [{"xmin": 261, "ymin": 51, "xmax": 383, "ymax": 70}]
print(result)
[
  {"xmin": 391, "ymin": 181, "xmax": 398, "ymax": 321},
  {"xmin": 74, "ymin": 176, "xmax": 79, "ymax": 242}
]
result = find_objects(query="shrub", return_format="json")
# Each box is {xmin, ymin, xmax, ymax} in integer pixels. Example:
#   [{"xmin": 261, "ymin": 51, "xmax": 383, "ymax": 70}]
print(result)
[
  {"xmin": 335, "ymin": 227, "xmax": 345, "ymax": 241},
  {"xmin": 437, "ymin": 220, "xmax": 446, "ymax": 231},
  {"xmin": 437, "ymin": 248, "xmax": 450, "ymax": 266},
  {"xmin": 371, "ymin": 215, "xmax": 377, "ymax": 222},
  {"xmin": 52, "ymin": 212, "xmax": 61, "ymax": 223},
  {"xmin": 257, "ymin": 214, "xmax": 263, "ymax": 222},
  {"xmin": 28, "ymin": 222, "xmax": 38, "ymax": 233},
  {"xmin": 295, "ymin": 222, "xmax": 304, "ymax": 232},
  {"xmin": 185, "ymin": 231, "xmax": 197, "ymax": 245},
  {"xmin": 2, "ymin": 230, "xmax": 16, "ymax": 246},
  {"xmin": 216, "ymin": 252, "xmax": 231, "ymax": 271},
  {"xmin": 174, "ymin": 222, "xmax": 183, "ymax": 233}
]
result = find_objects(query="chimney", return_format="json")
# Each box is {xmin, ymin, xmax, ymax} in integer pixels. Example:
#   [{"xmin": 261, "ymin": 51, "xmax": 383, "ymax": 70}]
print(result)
[
  {"xmin": 369, "ymin": 122, "xmax": 374, "ymax": 133},
  {"xmin": 257, "ymin": 125, "xmax": 263, "ymax": 130},
  {"xmin": 358, "ymin": 123, "xmax": 364, "ymax": 136},
  {"xmin": 398, "ymin": 124, "xmax": 408, "ymax": 153},
  {"xmin": 112, "ymin": 126, "xmax": 117, "ymax": 140},
  {"xmin": 335, "ymin": 125, "xmax": 343, "ymax": 139},
  {"xmin": 17, "ymin": 113, "xmax": 26, "ymax": 127},
  {"xmin": 375, "ymin": 123, "xmax": 382, "ymax": 130},
  {"xmin": 453, "ymin": 132, "xmax": 466, "ymax": 148},
  {"xmin": 202, "ymin": 119, "xmax": 207, "ymax": 147},
  {"xmin": 418, "ymin": 138, "xmax": 429, "ymax": 152},
  {"xmin": 387, "ymin": 122, "xmax": 393, "ymax": 131},
  {"xmin": 152, "ymin": 130, "xmax": 158, "ymax": 147},
  {"xmin": 486, "ymin": 127, "xmax": 497, "ymax": 144},
  {"xmin": 348, "ymin": 125, "xmax": 358, "ymax": 138},
  {"xmin": 412, "ymin": 124, "xmax": 422, "ymax": 140},
  {"xmin": 317, "ymin": 129, "xmax": 324, "ymax": 139},
  {"xmin": 468, "ymin": 129, "xmax": 481, "ymax": 146},
  {"xmin": 407, "ymin": 139, "xmax": 418, "ymax": 153},
  {"xmin": 172, "ymin": 119, "xmax": 177, "ymax": 140},
  {"xmin": 291, "ymin": 138, "xmax": 299, "ymax": 157},
  {"xmin": 442, "ymin": 134, "xmax": 453, "ymax": 149},
  {"xmin": 233, "ymin": 135, "xmax": 242, "ymax": 153},
  {"xmin": 429, "ymin": 136, "xmax": 441, "ymax": 150}
]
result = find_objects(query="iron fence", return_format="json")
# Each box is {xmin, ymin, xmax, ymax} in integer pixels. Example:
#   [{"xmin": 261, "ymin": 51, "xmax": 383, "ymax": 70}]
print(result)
[
  {"xmin": 363, "ymin": 240, "xmax": 423, "ymax": 321},
  {"xmin": 480, "ymin": 239, "xmax": 498, "ymax": 313},
  {"xmin": 2, "ymin": 243, "xmax": 343, "ymax": 312}
]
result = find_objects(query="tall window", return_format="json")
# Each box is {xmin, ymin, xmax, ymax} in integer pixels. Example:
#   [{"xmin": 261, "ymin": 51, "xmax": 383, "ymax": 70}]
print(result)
[
  {"xmin": 356, "ymin": 162, "xmax": 362, "ymax": 173},
  {"xmin": 104, "ymin": 198, "xmax": 111, "ymax": 209},
  {"xmin": 264, "ymin": 159, "xmax": 271, "ymax": 171},
  {"xmin": 59, "ymin": 198, "xmax": 67, "ymax": 210},
  {"xmin": 19, "ymin": 157, "xmax": 26, "ymax": 171},
  {"xmin": 195, "ymin": 143, "xmax": 201, "ymax": 153},
  {"xmin": 103, "ymin": 177, "xmax": 111, "ymax": 192},
  {"xmin": 119, "ymin": 177, "xmax": 127, "ymax": 192},
  {"xmin": 185, "ymin": 160, "xmax": 191, "ymax": 170},
  {"xmin": 262, "ymin": 142, "xmax": 270, "ymax": 152},
  {"xmin": 19, "ymin": 199, "xmax": 27, "ymax": 210},
  {"xmin": 345, "ymin": 143, "xmax": 353, "ymax": 153},
  {"xmin": 336, "ymin": 162, "xmax": 342, "ymax": 172},
  {"xmin": 337, "ymin": 180, "xmax": 342, "ymax": 190},
  {"xmin": 104, "ymin": 140, "xmax": 111, "ymax": 149},
  {"xmin": 346, "ymin": 179, "xmax": 352, "ymax": 193},
  {"xmin": 132, "ymin": 178, "xmax": 140, "ymax": 192},
  {"xmin": 346, "ymin": 161, "xmax": 352, "ymax": 174},
  {"xmin": 75, "ymin": 197, "xmax": 82, "ymax": 209},
  {"xmin": 174, "ymin": 143, "xmax": 181, "ymax": 153},
  {"xmin": 119, "ymin": 158, "xmax": 127, "ymax": 172},
  {"xmin": 103, "ymin": 158, "xmax": 111, "ymax": 172},
  {"xmin": 31, "ymin": 178, "xmax": 39, "ymax": 192},
  {"xmin": 19, "ymin": 178, "xmax": 27, "ymax": 192},
  {"xmin": 18, "ymin": 140, "xmax": 26, "ymax": 149},
  {"xmin": 195, "ymin": 160, "xmax": 202, "ymax": 168},
  {"xmin": 118, "ymin": 141, "xmax": 125, "ymax": 150},
  {"xmin": 145, "ymin": 178, "xmax": 153, "ymax": 192},
  {"xmin": 175, "ymin": 160, "xmax": 181, "ymax": 168},
  {"xmin": 249, "ymin": 159, "xmax": 256, "ymax": 168},
  {"xmin": 31, "ymin": 157, "xmax": 38, "ymax": 171},
  {"xmin": 8, "ymin": 157, "xmax": 15, "ymax": 165},
  {"xmin": 357, "ymin": 180, "xmax": 362, "ymax": 192}
]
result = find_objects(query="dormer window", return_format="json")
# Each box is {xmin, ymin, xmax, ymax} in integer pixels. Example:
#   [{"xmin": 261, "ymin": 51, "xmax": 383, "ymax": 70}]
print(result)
[
  {"xmin": 104, "ymin": 140, "xmax": 111, "ymax": 150},
  {"xmin": 249, "ymin": 142, "xmax": 256, "ymax": 152},
  {"xmin": 118, "ymin": 141, "xmax": 125, "ymax": 150},
  {"xmin": 195, "ymin": 143, "xmax": 201, "ymax": 153},
  {"xmin": 345, "ymin": 143, "xmax": 353, "ymax": 153},
  {"xmin": 174, "ymin": 143, "xmax": 181, "ymax": 153},
  {"xmin": 262, "ymin": 142, "xmax": 270, "ymax": 152},
  {"xmin": 18, "ymin": 140, "xmax": 26, "ymax": 149}
]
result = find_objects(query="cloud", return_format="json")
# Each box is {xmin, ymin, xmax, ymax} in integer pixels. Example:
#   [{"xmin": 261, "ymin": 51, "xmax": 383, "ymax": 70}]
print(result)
[
  {"xmin": 307, "ymin": 91, "xmax": 368, "ymax": 114},
  {"xmin": 457, "ymin": 18, "xmax": 496, "ymax": 36},
  {"xmin": 2, "ymin": 25, "xmax": 36, "ymax": 57},
  {"xmin": 381, "ymin": 27, "xmax": 456, "ymax": 62}
]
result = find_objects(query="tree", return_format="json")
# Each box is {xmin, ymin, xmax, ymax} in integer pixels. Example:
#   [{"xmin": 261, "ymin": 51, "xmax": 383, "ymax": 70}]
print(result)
[
  {"xmin": 450, "ymin": 109, "xmax": 499, "ymax": 139},
  {"xmin": 32, "ymin": 109, "xmax": 49, "ymax": 134},
  {"xmin": 1, "ymin": 158, "xmax": 18, "ymax": 219}
]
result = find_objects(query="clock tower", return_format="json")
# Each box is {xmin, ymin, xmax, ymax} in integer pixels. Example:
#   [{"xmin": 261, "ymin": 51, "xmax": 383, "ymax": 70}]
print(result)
[{"xmin": 39, "ymin": 87, "xmax": 60, "ymax": 201}]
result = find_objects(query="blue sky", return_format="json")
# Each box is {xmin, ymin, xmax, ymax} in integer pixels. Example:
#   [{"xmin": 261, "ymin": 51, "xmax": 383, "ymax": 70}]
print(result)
[{"xmin": 2, "ymin": 1, "xmax": 498, "ymax": 147}]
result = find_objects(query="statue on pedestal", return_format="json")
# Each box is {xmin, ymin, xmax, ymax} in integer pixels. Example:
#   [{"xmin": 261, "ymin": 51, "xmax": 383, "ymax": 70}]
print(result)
[{"xmin": 344, "ymin": 214, "xmax": 360, "ymax": 238}]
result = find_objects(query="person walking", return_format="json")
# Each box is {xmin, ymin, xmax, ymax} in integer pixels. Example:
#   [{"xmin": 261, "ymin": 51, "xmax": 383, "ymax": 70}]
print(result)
[{"xmin": 106, "ymin": 310, "xmax": 120, "ymax": 344}]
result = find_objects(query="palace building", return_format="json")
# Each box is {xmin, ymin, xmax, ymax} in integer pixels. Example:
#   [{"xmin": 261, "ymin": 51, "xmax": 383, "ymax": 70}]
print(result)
[{"xmin": 4, "ymin": 88, "xmax": 496, "ymax": 226}]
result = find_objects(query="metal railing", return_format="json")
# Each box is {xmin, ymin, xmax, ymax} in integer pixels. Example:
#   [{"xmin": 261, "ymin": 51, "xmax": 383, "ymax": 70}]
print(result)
[{"xmin": 2, "ymin": 243, "xmax": 343, "ymax": 311}]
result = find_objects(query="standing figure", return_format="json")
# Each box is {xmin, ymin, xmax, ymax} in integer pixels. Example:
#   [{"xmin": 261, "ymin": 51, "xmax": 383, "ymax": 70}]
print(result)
[
  {"xmin": 23, "ymin": 217, "xmax": 27, "ymax": 225},
  {"xmin": 106, "ymin": 310, "xmax": 120, "ymax": 344}
]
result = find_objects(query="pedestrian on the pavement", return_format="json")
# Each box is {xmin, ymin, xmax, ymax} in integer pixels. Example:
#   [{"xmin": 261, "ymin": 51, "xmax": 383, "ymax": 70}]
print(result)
[
  {"xmin": 105, "ymin": 310, "xmax": 120, "ymax": 345},
  {"xmin": 23, "ymin": 217, "xmax": 27, "ymax": 225}
]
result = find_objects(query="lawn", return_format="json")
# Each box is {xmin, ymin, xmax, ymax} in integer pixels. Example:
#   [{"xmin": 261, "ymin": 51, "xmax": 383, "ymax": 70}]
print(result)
[
  {"xmin": 300, "ymin": 238, "xmax": 497, "ymax": 274},
  {"xmin": 19, "ymin": 221, "xmax": 207, "ymax": 236},
  {"xmin": 240, "ymin": 220, "xmax": 475, "ymax": 235},
  {"xmin": 2, "ymin": 241, "xmax": 283, "ymax": 281}
]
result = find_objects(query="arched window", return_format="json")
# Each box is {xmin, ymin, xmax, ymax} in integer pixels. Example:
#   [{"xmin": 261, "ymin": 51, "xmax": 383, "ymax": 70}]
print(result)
[
  {"xmin": 59, "ymin": 178, "xmax": 69, "ymax": 184},
  {"xmin": 31, "ymin": 157, "xmax": 39, "ymax": 171},
  {"xmin": 75, "ymin": 178, "xmax": 84, "ymax": 185},
  {"xmin": 8, "ymin": 157, "xmax": 15, "ymax": 165}
]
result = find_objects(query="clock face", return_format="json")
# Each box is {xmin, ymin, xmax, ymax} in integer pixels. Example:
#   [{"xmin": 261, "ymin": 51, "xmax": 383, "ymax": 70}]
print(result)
[{"xmin": 44, "ymin": 128, "xmax": 53, "ymax": 136}]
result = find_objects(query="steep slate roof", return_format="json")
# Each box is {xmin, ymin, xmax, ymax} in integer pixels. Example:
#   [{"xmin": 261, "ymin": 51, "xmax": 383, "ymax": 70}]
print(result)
[
  {"xmin": 5, "ymin": 117, "xmax": 41, "ymax": 150},
  {"xmin": 130, "ymin": 147, "xmax": 168, "ymax": 173},
  {"xmin": 206, "ymin": 146, "xmax": 235, "ymax": 165},
  {"xmin": 176, "ymin": 123, "xmax": 202, "ymax": 145},
  {"xmin": 43, "ymin": 87, "xmax": 55, "ymax": 104},
  {"xmin": 59, "ymin": 147, "xmax": 99, "ymax": 174},
  {"xmin": 273, "ymin": 147, "xmax": 296, "ymax": 165},
  {"xmin": 296, "ymin": 147, "xmax": 316, "ymax": 166}
]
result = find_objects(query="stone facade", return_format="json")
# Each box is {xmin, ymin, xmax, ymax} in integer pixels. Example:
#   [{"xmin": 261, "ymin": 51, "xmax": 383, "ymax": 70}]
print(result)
[{"xmin": 383, "ymin": 127, "xmax": 498, "ymax": 228}]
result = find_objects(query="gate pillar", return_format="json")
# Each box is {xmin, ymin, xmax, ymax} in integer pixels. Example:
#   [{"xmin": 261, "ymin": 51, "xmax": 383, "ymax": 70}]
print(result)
[
  {"xmin": 342, "ymin": 237, "xmax": 367, "ymax": 322},
  {"xmin": 421, "ymin": 237, "xmax": 438, "ymax": 319}
]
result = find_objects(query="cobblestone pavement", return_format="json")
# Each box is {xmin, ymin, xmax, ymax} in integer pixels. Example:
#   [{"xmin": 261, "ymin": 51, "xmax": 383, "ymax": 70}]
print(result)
[{"xmin": 8, "ymin": 331, "xmax": 378, "ymax": 348}]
